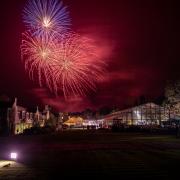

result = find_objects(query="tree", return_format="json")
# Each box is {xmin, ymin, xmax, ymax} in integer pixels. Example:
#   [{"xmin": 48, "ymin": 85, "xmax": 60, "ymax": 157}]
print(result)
[
  {"xmin": 165, "ymin": 81, "xmax": 180, "ymax": 105},
  {"xmin": 98, "ymin": 106, "xmax": 112, "ymax": 116},
  {"xmin": 164, "ymin": 80, "xmax": 180, "ymax": 120},
  {"xmin": 45, "ymin": 113, "xmax": 57, "ymax": 127}
]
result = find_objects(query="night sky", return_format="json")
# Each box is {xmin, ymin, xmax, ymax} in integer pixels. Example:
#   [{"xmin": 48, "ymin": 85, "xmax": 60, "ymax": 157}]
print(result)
[{"xmin": 0, "ymin": 0, "xmax": 179, "ymax": 112}]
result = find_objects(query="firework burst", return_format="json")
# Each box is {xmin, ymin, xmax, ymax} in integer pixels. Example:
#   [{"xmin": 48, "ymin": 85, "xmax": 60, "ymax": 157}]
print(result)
[
  {"xmin": 53, "ymin": 33, "xmax": 106, "ymax": 98},
  {"xmin": 21, "ymin": 32, "xmax": 106, "ymax": 98},
  {"xmin": 21, "ymin": 0, "xmax": 107, "ymax": 99},
  {"xmin": 21, "ymin": 31, "xmax": 59, "ymax": 93},
  {"xmin": 23, "ymin": 0, "xmax": 71, "ymax": 37}
]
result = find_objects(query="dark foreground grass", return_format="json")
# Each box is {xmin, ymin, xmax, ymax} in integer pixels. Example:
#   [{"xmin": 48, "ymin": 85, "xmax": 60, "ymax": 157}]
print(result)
[{"xmin": 0, "ymin": 130, "xmax": 180, "ymax": 179}]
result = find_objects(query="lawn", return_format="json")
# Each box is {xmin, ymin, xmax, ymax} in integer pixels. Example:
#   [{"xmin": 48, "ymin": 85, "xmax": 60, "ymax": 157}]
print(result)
[{"xmin": 0, "ymin": 130, "xmax": 180, "ymax": 179}]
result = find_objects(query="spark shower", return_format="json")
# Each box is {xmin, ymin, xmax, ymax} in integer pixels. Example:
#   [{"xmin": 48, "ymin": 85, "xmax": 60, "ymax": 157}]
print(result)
[{"xmin": 21, "ymin": 0, "xmax": 106, "ymax": 99}]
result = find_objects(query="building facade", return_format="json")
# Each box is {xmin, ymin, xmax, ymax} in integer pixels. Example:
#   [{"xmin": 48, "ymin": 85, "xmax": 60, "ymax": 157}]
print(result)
[{"xmin": 7, "ymin": 98, "xmax": 51, "ymax": 135}]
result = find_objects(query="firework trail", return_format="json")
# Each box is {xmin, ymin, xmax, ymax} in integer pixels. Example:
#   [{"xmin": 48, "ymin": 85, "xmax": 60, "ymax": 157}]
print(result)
[
  {"xmin": 53, "ymin": 33, "xmax": 106, "ymax": 98},
  {"xmin": 21, "ymin": 31, "xmax": 59, "ymax": 94},
  {"xmin": 23, "ymin": 0, "xmax": 71, "ymax": 37}
]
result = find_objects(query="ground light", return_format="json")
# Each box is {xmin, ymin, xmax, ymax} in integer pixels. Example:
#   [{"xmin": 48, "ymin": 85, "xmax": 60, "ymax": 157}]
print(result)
[{"xmin": 10, "ymin": 152, "xmax": 18, "ymax": 160}]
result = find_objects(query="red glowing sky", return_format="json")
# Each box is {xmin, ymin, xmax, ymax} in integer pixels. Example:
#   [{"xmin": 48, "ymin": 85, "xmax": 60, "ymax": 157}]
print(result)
[{"xmin": 0, "ymin": 0, "xmax": 179, "ymax": 112}]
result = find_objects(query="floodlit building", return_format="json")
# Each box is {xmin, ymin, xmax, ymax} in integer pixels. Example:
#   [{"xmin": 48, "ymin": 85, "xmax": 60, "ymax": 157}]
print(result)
[
  {"xmin": 7, "ymin": 98, "xmax": 51, "ymax": 135},
  {"xmin": 7, "ymin": 98, "xmax": 32, "ymax": 134}
]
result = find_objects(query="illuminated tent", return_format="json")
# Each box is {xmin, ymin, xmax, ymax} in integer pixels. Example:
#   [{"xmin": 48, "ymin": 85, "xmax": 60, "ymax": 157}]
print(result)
[
  {"xmin": 63, "ymin": 117, "xmax": 84, "ymax": 126},
  {"xmin": 104, "ymin": 103, "xmax": 164, "ymax": 126}
]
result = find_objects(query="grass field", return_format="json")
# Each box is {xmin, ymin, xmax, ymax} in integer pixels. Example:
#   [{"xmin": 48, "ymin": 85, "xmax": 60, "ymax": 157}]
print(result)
[{"xmin": 0, "ymin": 130, "xmax": 180, "ymax": 179}]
